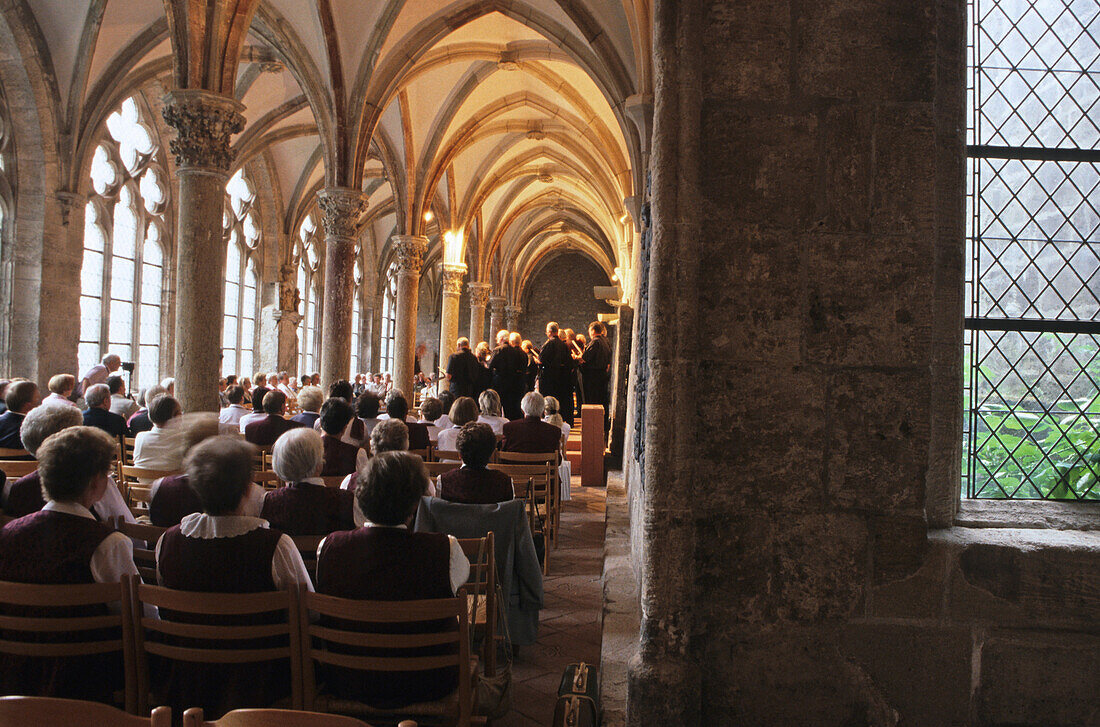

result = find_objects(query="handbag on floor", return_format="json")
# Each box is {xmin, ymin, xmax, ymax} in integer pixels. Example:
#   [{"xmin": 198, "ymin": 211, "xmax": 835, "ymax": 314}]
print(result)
[{"xmin": 552, "ymin": 662, "xmax": 599, "ymax": 726}]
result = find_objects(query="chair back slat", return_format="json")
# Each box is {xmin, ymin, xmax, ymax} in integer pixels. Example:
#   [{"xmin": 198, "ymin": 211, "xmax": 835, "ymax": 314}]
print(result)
[
  {"xmin": 424, "ymin": 461, "xmax": 460, "ymax": 478},
  {"xmin": 135, "ymin": 583, "xmax": 291, "ymax": 615},
  {"xmin": 308, "ymin": 651, "xmax": 460, "ymax": 672},
  {"xmin": 0, "ymin": 448, "xmax": 30, "ymax": 458},
  {"xmin": 306, "ymin": 625, "xmax": 457, "ymax": 649},
  {"xmin": 0, "ymin": 638, "xmax": 125, "ymax": 657},
  {"xmin": 181, "ymin": 705, "xmax": 372, "ymax": 727},
  {"xmin": 0, "ymin": 696, "xmax": 170, "ymax": 727},
  {"xmin": 142, "ymin": 642, "xmax": 292, "ymax": 665},
  {"xmin": 142, "ymin": 618, "xmax": 291, "ymax": 641},
  {"xmin": 0, "ymin": 459, "xmax": 37, "ymax": 478},
  {"xmin": 304, "ymin": 592, "xmax": 461, "ymax": 622},
  {"xmin": 0, "ymin": 613, "xmax": 120, "ymax": 631}
]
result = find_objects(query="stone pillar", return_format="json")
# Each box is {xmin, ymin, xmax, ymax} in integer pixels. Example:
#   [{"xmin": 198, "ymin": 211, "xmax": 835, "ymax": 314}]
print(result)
[
  {"xmin": 390, "ymin": 235, "xmax": 428, "ymax": 392},
  {"xmin": 366, "ymin": 294, "xmax": 382, "ymax": 373},
  {"xmin": 467, "ymin": 282, "xmax": 492, "ymax": 345},
  {"xmin": 438, "ymin": 264, "xmax": 467, "ymax": 358},
  {"xmin": 488, "ymin": 295, "xmax": 506, "ymax": 340},
  {"xmin": 609, "ymin": 304, "xmax": 634, "ymax": 463},
  {"xmin": 504, "ymin": 304, "xmax": 522, "ymax": 332},
  {"xmin": 162, "ymin": 90, "xmax": 244, "ymax": 413},
  {"xmin": 317, "ymin": 188, "xmax": 367, "ymax": 388}
]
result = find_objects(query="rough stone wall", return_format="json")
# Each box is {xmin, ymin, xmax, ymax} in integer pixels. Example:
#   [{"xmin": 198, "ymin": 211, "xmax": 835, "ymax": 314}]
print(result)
[
  {"xmin": 626, "ymin": 1, "xmax": 1100, "ymax": 726},
  {"xmin": 518, "ymin": 253, "xmax": 613, "ymax": 341},
  {"xmin": 415, "ymin": 281, "xmax": 440, "ymax": 377}
]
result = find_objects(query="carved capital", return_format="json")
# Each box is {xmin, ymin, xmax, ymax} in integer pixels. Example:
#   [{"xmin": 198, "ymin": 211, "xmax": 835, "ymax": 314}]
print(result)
[
  {"xmin": 504, "ymin": 304, "xmax": 522, "ymax": 328},
  {"xmin": 488, "ymin": 295, "xmax": 506, "ymax": 313},
  {"xmin": 390, "ymin": 235, "xmax": 429, "ymax": 274},
  {"xmin": 467, "ymin": 282, "xmax": 492, "ymax": 308},
  {"xmin": 161, "ymin": 90, "xmax": 245, "ymax": 171},
  {"xmin": 441, "ymin": 264, "xmax": 467, "ymax": 297},
  {"xmin": 317, "ymin": 187, "xmax": 367, "ymax": 240}
]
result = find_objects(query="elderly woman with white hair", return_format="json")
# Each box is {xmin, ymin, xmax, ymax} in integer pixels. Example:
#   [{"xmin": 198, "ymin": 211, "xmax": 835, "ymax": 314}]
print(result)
[
  {"xmin": 262, "ymin": 428, "xmax": 355, "ymax": 535},
  {"xmin": 2, "ymin": 404, "xmax": 135, "ymax": 522}
]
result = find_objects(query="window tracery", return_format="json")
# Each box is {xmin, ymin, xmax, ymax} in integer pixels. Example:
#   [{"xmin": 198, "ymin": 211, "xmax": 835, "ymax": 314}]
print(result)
[
  {"xmin": 222, "ymin": 169, "xmax": 260, "ymax": 378},
  {"xmin": 297, "ymin": 214, "xmax": 321, "ymax": 376}
]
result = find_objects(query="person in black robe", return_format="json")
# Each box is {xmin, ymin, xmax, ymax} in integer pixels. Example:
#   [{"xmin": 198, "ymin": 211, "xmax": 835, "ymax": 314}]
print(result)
[
  {"xmin": 445, "ymin": 338, "xmax": 481, "ymax": 398},
  {"xmin": 581, "ymin": 321, "xmax": 614, "ymax": 433},
  {"xmin": 490, "ymin": 333, "xmax": 528, "ymax": 420},
  {"xmin": 538, "ymin": 322, "xmax": 576, "ymax": 427}
]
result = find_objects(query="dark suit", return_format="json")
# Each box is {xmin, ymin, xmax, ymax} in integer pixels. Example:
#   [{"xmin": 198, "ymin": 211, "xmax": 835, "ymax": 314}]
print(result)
[
  {"xmin": 0, "ymin": 411, "xmax": 26, "ymax": 450},
  {"xmin": 244, "ymin": 414, "xmax": 303, "ymax": 447},
  {"xmin": 502, "ymin": 416, "xmax": 563, "ymax": 454},
  {"xmin": 290, "ymin": 411, "xmax": 320, "ymax": 428},
  {"xmin": 581, "ymin": 335, "xmax": 613, "ymax": 431},
  {"xmin": 538, "ymin": 337, "xmax": 576, "ymax": 426},
  {"xmin": 446, "ymin": 349, "xmax": 481, "ymax": 398},
  {"xmin": 408, "ymin": 421, "xmax": 431, "ymax": 451},
  {"xmin": 128, "ymin": 410, "xmax": 153, "ymax": 434},
  {"xmin": 83, "ymin": 406, "xmax": 128, "ymax": 438},
  {"xmin": 490, "ymin": 345, "xmax": 528, "ymax": 420}
]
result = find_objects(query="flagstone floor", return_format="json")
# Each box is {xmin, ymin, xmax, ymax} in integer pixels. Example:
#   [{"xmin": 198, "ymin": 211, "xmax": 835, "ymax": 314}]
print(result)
[{"xmin": 495, "ymin": 481, "xmax": 606, "ymax": 726}]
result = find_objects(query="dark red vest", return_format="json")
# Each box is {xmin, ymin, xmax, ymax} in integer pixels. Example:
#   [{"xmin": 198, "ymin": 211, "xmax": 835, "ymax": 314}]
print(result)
[
  {"xmin": 440, "ymin": 467, "xmax": 516, "ymax": 504},
  {"xmin": 0, "ymin": 509, "xmax": 111, "ymax": 584},
  {"xmin": 148, "ymin": 475, "xmax": 202, "ymax": 528},
  {"xmin": 4, "ymin": 470, "xmax": 45, "ymax": 518},
  {"xmin": 320, "ymin": 436, "xmax": 360, "ymax": 477},
  {"xmin": 316, "ymin": 527, "xmax": 457, "ymax": 707},
  {"xmin": 260, "ymin": 483, "xmax": 354, "ymax": 536},
  {"xmin": 157, "ymin": 524, "xmax": 280, "ymax": 593}
]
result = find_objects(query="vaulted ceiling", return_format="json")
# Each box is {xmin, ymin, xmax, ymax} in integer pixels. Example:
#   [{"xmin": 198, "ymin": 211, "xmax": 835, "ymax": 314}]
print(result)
[{"xmin": 23, "ymin": 0, "xmax": 651, "ymax": 300}]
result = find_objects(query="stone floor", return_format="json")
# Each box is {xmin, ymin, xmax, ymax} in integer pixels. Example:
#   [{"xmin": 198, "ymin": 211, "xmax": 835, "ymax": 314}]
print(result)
[{"xmin": 495, "ymin": 482, "xmax": 606, "ymax": 726}]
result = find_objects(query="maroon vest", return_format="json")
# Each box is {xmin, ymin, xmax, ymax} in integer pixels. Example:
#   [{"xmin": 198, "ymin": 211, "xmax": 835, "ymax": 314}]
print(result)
[
  {"xmin": 0, "ymin": 510, "xmax": 112, "ymax": 584},
  {"xmin": 4, "ymin": 470, "xmax": 45, "ymax": 518},
  {"xmin": 440, "ymin": 467, "xmax": 516, "ymax": 504},
  {"xmin": 316, "ymin": 527, "xmax": 457, "ymax": 707},
  {"xmin": 321, "ymin": 436, "xmax": 360, "ymax": 477},
  {"xmin": 260, "ymin": 483, "xmax": 355, "ymax": 536},
  {"xmin": 148, "ymin": 475, "xmax": 202, "ymax": 528},
  {"xmin": 158, "ymin": 524, "xmax": 281, "ymax": 593}
]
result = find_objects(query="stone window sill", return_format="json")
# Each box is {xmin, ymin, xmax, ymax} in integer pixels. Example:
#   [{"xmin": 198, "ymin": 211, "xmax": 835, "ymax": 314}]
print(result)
[{"xmin": 955, "ymin": 499, "xmax": 1100, "ymax": 532}]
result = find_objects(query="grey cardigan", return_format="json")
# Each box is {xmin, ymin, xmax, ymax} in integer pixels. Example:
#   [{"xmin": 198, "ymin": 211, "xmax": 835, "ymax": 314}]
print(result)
[{"xmin": 414, "ymin": 497, "xmax": 544, "ymax": 645}]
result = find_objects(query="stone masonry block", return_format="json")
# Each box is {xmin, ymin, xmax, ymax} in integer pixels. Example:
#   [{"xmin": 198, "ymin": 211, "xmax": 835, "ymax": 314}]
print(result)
[
  {"xmin": 871, "ymin": 104, "xmax": 937, "ymax": 235},
  {"xmin": 772, "ymin": 512, "xmax": 868, "ymax": 621},
  {"xmin": 703, "ymin": 0, "xmax": 790, "ymax": 102}
]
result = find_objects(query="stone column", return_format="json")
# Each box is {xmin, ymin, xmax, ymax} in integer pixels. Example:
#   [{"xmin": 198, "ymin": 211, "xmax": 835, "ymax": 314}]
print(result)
[
  {"xmin": 488, "ymin": 295, "xmax": 506, "ymax": 340},
  {"xmin": 390, "ymin": 235, "xmax": 428, "ymax": 392},
  {"xmin": 366, "ymin": 294, "xmax": 382, "ymax": 373},
  {"xmin": 438, "ymin": 264, "xmax": 466, "ymax": 358},
  {"xmin": 504, "ymin": 304, "xmax": 522, "ymax": 332},
  {"xmin": 317, "ymin": 188, "xmax": 367, "ymax": 388},
  {"xmin": 162, "ymin": 90, "xmax": 244, "ymax": 413},
  {"xmin": 467, "ymin": 283, "xmax": 492, "ymax": 345},
  {"xmin": 609, "ymin": 304, "xmax": 634, "ymax": 463}
]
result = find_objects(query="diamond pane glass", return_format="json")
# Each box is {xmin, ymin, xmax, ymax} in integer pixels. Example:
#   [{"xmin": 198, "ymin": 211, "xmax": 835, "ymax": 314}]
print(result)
[
  {"xmin": 79, "ymin": 295, "xmax": 101, "ymax": 342},
  {"xmin": 137, "ymin": 344, "xmax": 158, "ymax": 390},
  {"xmin": 108, "ymin": 300, "xmax": 133, "ymax": 345}
]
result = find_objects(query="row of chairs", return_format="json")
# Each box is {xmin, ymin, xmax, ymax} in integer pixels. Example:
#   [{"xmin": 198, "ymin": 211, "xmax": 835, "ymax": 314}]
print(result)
[
  {"xmin": 0, "ymin": 535, "xmax": 497, "ymax": 726},
  {"xmin": 0, "ymin": 696, "xmax": 418, "ymax": 726}
]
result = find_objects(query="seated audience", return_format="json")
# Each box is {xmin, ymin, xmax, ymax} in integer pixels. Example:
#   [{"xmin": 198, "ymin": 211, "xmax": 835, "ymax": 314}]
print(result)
[
  {"xmin": 315, "ymin": 381, "xmax": 365, "ymax": 444},
  {"xmin": 217, "ymin": 384, "xmax": 251, "ymax": 434},
  {"xmin": 543, "ymin": 395, "xmax": 571, "ymax": 449},
  {"xmin": 0, "ymin": 426, "xmax": 139, "ymax": 703},
  {"xmin": 477, "ymin": 389, "xmax": 509, "ymax": 435},
  {"xmin": 127, "ymin": 384, "xmax": 166, "ymax": 435},
  {"xmin": 79, "ymin": 354, "xmax": 121, "ymax": 399},
  {"xmin": 276, "ymin": 371, "xmax": 297, "ymax": 402},
  {"xmin": 300, "ymin": 374, "xmax": 312, "ymax": 389},
  {"xmin": 160, "ymin": 377, "xmax": 175, "ymax": 396},
  {"xmin": 385, "ymin": 391, "xmax": 430, "ymax": 450},
  {"xmin": 4, "ymin": 404, "xmax": 133, "ymax": 524},
  {"xmin": 355, "ymin": 394, "xmax": 382, "ymax": 441},
  {"xmin": 369, "ymin": 418, "xmax": 408, "ymax": 456},
  {"xmin": 418, "ymin": 397, "xmax": 444, "ymax": 443},
  {"xmin": 149, "ymin": 414, "xmax": 264, "ymax": 527},
  {"xmin": 315, "ymin": 451, "xmax": 469, "ymax": 708},
  {"xmin": 44, "ymin": 374, "xmax": 78, "ymax": 407},
  {"xmin": 133, "ymin": 394, "xmax": 184, "ymax": 473},
  {"xmin": 435, "ymin": 396, "xmax": 479, "ymax": 455},
  {"xmin": 318, "ymin": 398, "xmax": 368, "ymax": 477},
  {"xmin": 243, "ymin": 390, "xmax": 303, "ymax": 447},
  {"xmin": 239, "ymin": 377, "xmax": 252, "ymax": 406},
  {"xmin": 262, "ymin": 428, "xmax": 355, "ymax": 535},
  {"xmin": 154, "ymin": 435, "xmax": 312, "ymax": 716},
  {"xmin": 435, "ymin": 391, "xmax": 455, "ymax": 429},
  {"xmin": 290, "ymin": 385, "xmax": 323, "ymax": 427},
  {"xmin": 0, "ymin": 381, "xmax": 39, "ymax": 450},
  {"xmin": 502, "ymin": 391, "xmax": 565, "ymax": 454},
  {"xmin": 82, "ymin": 383, "xmax": 128, "ymax": 438},
  {"xmin": 107, "ymin": 375, "xmax": 138, "ymax": 420},
  {"xmin": 250, "ymin": 370, "xmax": 270, "ymax": 413},
  {"xmin": 439, "ymin": 423, "xmax": 515, "ymax": 504}
]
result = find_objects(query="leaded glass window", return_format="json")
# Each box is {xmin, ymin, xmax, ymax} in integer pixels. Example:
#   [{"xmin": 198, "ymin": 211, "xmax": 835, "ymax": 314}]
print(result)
[
  {"xmin": 965, "ymin": 0, "xmax": 1100, "ymax": 500},
  {"xmin": 222, "ymin": 169, "xmax": 260, "ymax": 378},
  {"xmin": 297, "ymin": 215, "xmax": 321, "ymax": 376},
  {"xmin": 351, "ymin": 259, "xmax": 363, "ymax": 374},
  {"xmin": 380, "ymin": 262, "xmax": 398, "ymax": 375}
]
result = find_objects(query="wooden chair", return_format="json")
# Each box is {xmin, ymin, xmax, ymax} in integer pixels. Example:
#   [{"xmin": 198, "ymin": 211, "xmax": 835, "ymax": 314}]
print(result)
[
  {"xmin": 290, "ymin": 535, "xmax": 325, "ymax": 582},
  {"xmin": 424, "ymin": 461, "xmax": 461, "ymax": 479},
  {"xmin": 182, "ymin": 706, "xmax": 386, "ymax": 727},
  {"xmin": 321, "ymin": 475, "xmax": 348, "ymax": 488},
  {"xmin": 299, "ymin": 589, "xmax": 482, "ymax": 726},
  {"xmin": 457, "ymin": 534, "xmax": 496, "ymax": 677},
  {"xmin": 0, "ymin": 447, "xmax": 31, "ymax": 459},
  {"xmin": 0, "ymin": 459, "xmax": 37, "ymax": 479},
  {"xmin": 432, "ymin": 450, "xmax": 461, "ymax": 463},
  {"xmin": 408, "ymin": 448, "xmax": 430, "ymax": 461},
  {"xmin": 0, "ymin": 580, "xmax": 136, "ymax": 713},
  {"xmin": 251, "ymin": 446, "xmax": 273, "ymax": 471},
  {"xmin": 119, "ymin": 466, "xmax": 179, "ymax": 492},
  {"xmin": 253, "ymin": 470, "xmax": 281, "ymax": 489},
  {"xmin": 121, "ymin": 438, "xmax": 137, "ymax": 466},
  {"xmin": 498, "ymin": 451, "xmax": 560, "ymax": 543},
  {"xmin": 489, "ymin": 463, "xmax": 554, "ymax": 573},
  {"xmin": 0, "ymin": 696, "xmax": 170, "ymax": 727},
  {"xmin": 127, "ymin": 576, "xmax": 304, "ymax": 714},
  {"xmin": 113, "ymin": 520, "xmax": 166, "ymax": 585},
  {"xmin": 127, "ymin": 485, "xmax": 153, "ymax": 518}
]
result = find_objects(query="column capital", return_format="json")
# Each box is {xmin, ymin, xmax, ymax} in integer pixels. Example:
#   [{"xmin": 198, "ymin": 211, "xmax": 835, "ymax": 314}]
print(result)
[
  {"xmin": 161, "ymin": 89, "xmax": 245, "ymax": 171},
  {"xmin": 504, "ymin": 304, "xmax": 523, "ymax": 316},
  {"xmin": 467, "ymin": 282, "xmax": 492, "ymax": 307},
  {"xmin": 488, "ymin": 295, "xmax": 506, "ymax": 311},
  {"xmin": 390, "ymin": 235, "xmax": 429, "ymax": 274},
  {"xmin": 441, "ymin": 263, "xmax": 467, "ymax": 297},
  {"xmin": 317, "ymin": 187, "xmax": 367, "ymax": 239}
]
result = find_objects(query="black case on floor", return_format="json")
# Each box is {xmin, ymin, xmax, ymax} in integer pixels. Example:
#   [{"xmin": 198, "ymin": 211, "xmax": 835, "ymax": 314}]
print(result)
[{"xmin": 553, "ymin": 661, "xmax": 600, "ymax": 725}]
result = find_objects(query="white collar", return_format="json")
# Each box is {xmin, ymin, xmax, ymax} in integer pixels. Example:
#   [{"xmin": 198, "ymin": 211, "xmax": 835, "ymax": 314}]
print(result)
[
  {"xmin": 363, "ymin": 520, "xmax": 407, "ymax": 530},
  {"xmin": 179, "ymin": 512, "xmax": 269, "ymax": 539},
  {"xmin": 295, "ymin": 477, "xmax": 325, "ymax": 487},
  {"xmin": 42, "ymin": 500, "xmax": 96, "ymax": 520}
]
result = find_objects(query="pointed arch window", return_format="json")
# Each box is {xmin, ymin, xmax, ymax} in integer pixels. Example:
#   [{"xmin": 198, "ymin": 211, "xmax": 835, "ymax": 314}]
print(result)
[
  {"xmin": 297, "ymin": 215, "xmax": 321, "ymax": 376},
  {"xmin": 79, "ymin": 97, "xmax": 167, "ymax": 389},
  {"xmin": 380, "ymin": 262, "xmax": 398, "ymax": 374},
  {"xmin": 222, "ymin": 169, "xmax": 261, "ymax": 378},
  {"xmin": 351, "ymin": 259, "xmax": 363, "ymax": 374}
]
